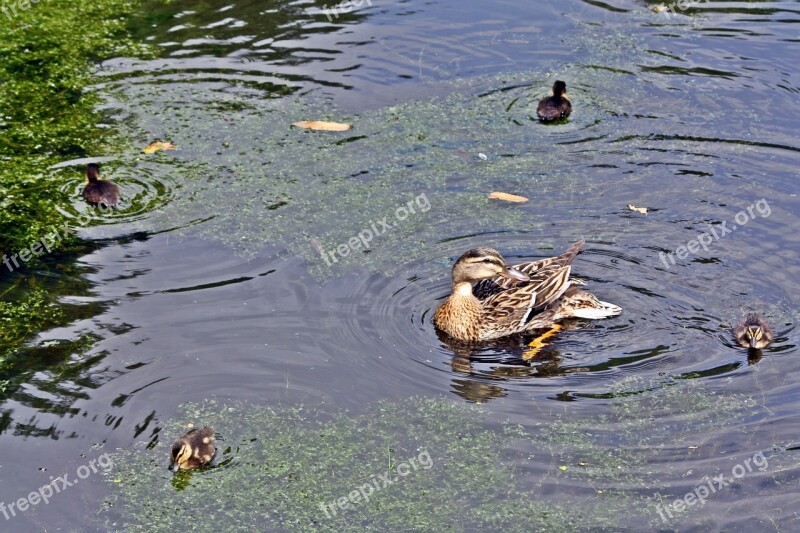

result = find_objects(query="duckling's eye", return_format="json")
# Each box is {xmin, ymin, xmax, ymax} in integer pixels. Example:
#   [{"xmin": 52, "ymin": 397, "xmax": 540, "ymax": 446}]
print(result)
[{"xmin": 176, "ymin": 445, "xmax": 192, "ymax": 463}]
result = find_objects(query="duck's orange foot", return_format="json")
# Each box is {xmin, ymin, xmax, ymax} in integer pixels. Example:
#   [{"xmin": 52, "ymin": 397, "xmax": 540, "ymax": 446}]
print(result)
[{"xmin": 522, "ymin": 324, "xmax": 562, "ymax": 361}]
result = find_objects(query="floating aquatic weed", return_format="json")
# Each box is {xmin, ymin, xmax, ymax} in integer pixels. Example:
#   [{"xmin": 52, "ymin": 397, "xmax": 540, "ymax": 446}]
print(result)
[{"xmin": 103, "ymin": 397, "xmax": 637, "ymax": 532}]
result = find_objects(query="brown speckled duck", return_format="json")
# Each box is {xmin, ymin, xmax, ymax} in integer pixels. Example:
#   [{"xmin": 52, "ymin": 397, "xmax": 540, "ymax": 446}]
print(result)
[
  {"xmin": 82, "ymin": 163, "xmax": 120, "ymax": 207},
  {"xmin": 733, "ymin": 313, "xmax": 773, "ymax": 349},
  {"xmin": 434, "ymin": 240, "xmax": 621, "ymax": 342},
  {"xmin": 537, "ymin": 80, "xmax": 572, "ymax": 122},
  {"xmin": 169, "ymin": 427, "xmax": 216, "ymax": 472}
]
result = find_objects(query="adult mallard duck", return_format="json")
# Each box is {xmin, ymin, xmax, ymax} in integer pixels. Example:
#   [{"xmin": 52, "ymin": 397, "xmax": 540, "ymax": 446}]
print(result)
[
  {"xmin": 733, "ymin": 313, "xmax": 773, "ymax": 349},
  {"xmin": 169, "ymin": 427, "xmax": 216, "ymax": 472},
  {"xmin": 82, "ymin": 163, "xmax": 120, "ymax": 207},
  {"xmin": 537, "ymin": 80, "xmax": 572, "ymax": 122},
  {"xmin": 434, "ymin": 240, "xmax": 621, "ymax": 342}
]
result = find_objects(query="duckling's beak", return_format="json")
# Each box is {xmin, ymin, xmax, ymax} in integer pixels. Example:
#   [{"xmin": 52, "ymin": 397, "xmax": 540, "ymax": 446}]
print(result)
[
  {"xmin": 749, "ymin": 336, "xmax": 759, "ymax": 349},
  {"xmin": 499, "ymin": 267, "xmax": 529, "ymax": 282},
  {"xmin": 168, "ymin": 462, "xmax": 179, "ymax": 474}
]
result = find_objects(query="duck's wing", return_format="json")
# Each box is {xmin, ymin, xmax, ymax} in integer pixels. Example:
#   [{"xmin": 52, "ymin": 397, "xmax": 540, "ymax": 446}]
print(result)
[
  {"xmin": 473, "ymin": 240, "xmax": 584, "ymax": 300},
  {"xmin": 478, "ymin": 264, "xmax": 574, "ymax": 338}
]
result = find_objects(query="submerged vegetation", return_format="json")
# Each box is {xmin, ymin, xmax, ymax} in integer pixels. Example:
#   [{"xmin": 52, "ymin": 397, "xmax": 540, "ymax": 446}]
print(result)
[
  {"xmin": 0, "ymin": 0, "xmax": 146, "ymax": 364},
  {"xmin": 106, "ymin": 397, "xmax": 586, "ymax": 532},
  {"xmin": 0, "ymin": 0, "xmax": 143, "ymax": 255},
  {"xmin": 105, "ymin": 382, "xmax": 764, "ymax": 531}
]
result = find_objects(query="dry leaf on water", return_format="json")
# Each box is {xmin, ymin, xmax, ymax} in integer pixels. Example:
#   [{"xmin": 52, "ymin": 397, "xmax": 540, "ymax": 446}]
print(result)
[
  {"xmin": 143, "ymin": 140, "xmax": 176, "ymax": 154},
  {"xmin": 627, "ymin": 204, "xmax": 648, "ymax": 214},
  {"xmin": 292, "ymin": 120, "xmax": 352, "ymax": 131},
  {"xmin": 488, "ymin": 192, "xmax": 529, "ymax": 203}
]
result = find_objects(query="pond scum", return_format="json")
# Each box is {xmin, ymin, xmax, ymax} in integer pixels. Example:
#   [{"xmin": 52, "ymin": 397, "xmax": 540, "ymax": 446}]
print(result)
[
  {"xmin": 102, "ymin": 378, "xmax": 780, "ymax": 532},
  {"xmin": 0, "ymin": 0, "xmax": 148, "ymax": 367}
]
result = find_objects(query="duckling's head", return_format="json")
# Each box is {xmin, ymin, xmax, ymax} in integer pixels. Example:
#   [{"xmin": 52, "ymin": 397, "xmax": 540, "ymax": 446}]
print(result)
[
  {"xmin": 169, "ymin": 440, "xmax": 193, "ymax": 472},
  {"xmin": 86, "ymin": 163, "xmax": 100, "ymax": 183},
  {"xmin": 734, "ymin": 313, "xmax": 773, "ymax": 349},
  {"xmin": 552, "ymin": 80, "xmax": 567, "ymax": 97},
  {"xmin": 451, "ymin": 248, "xmax": 529, "ymax": 286}
]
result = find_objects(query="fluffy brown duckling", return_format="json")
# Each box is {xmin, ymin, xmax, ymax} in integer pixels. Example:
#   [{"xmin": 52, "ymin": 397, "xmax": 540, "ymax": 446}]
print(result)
[
  {"xmin": 537, "ymin": 80, "xmax": 572, "ymax": 122},
  {"xmin": 82, "ymin": 163, "xmax": 120, "ymax": 207},
  {"xmin": 169, "ymin": 426, "xmax": 216, "ymax": 472},
  {"xmin": 733, "ymin": 313, "xmax": 773, "ymax": 349}
]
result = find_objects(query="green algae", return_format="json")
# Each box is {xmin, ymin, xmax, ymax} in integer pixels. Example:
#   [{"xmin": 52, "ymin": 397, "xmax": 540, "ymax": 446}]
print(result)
[
  {"xmin": 114, "ymin": 59, "xmax": 645, "ymax": 282},
  {"xmin": 0, "ymin": 286, "xmax": 63, "ymax": 361},
  {"xmin": 0, "ymin": 0, "xmax": 152, "ymax": 364},
  {"xmin": 104, "ymin": 397, "xmax": 588, "ymax": 532},
  {"xmin": 103, "ymin": 380, "xmax": 760, "ymax": 531},
  {"xmin": 0, "ymin": 0, "xmax": 149, "ymax": 255}
]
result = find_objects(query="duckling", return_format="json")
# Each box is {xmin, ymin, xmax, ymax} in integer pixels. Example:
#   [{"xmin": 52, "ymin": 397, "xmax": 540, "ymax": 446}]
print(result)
[
  {"xmin": 82, "ymin": 163, "xmax": 120, "ymax": 207},
  {"xmin": 169, "ymin": 426, "xmax": 216, "ymax": 472},
  {"xmin": 537, "ymin": 80, "xmax": 572, "ymax": 122},
  {"xmin": 434, "ymin": 241, "xmax": 621, "ymax": 342},
  {"xmin": 733, "ymin": 313, "xmax": 773, "ymax": 349}
]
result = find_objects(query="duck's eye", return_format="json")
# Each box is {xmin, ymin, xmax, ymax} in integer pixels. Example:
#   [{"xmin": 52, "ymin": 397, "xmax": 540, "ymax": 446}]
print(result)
[{"xmin": 177, "ymin": 445, "xmax": 192, "ymax": 462}]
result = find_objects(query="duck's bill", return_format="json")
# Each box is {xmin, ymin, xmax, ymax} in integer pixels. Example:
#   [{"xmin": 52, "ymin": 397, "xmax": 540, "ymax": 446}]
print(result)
[
  {"xmin": 499, "ymin": 267, "xmax": 529, "ymax": 282},
  {"xmin": 750, "ymin": 337, "xmax": 759, "ymax": 349}
]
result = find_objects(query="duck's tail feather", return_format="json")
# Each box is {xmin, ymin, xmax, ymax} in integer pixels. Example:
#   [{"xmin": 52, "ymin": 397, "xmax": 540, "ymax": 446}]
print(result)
[
  {"xmin": 568, "ymin": 299, "xmax": 622, "ymax": 319},
  {"xmin": 555, "ymin": 291, "xmax": 622, "ymax": 320}
]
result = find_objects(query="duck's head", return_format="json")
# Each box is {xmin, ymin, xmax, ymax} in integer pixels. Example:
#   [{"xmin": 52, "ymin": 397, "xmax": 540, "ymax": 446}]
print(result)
[
  {"xmin": 735, "ymin": 313, "xmax": 773, "ymax": 349},
  {"xmin": 744, "ymin": 325, "xmax": 764, "ymax": 349},
  {"xmin": 552, "ymin": 80, "xmax": 567, "ymax": 97},
  {"xmin": 451, "ymin": 248, "xmax": 529, "ymax": 286},
  {"xmin": 86, "ymin": 163, "xmax": 100, "ymax": 183},
  {"xmin": 168, "ymin": 439, "xmax": 193, "ymax": 472}
]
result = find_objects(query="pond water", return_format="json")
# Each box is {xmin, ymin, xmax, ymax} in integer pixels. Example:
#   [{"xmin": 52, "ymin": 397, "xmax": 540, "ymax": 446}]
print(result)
[{"xmin": 1, "ymin": 0, "xmax": 799, "ymax": 530}]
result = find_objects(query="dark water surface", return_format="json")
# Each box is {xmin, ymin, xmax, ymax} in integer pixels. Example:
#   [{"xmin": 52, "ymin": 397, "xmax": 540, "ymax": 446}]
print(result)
[{"xmin": 1, "ymin": 0, "xmax": 799, "ymax": 530}]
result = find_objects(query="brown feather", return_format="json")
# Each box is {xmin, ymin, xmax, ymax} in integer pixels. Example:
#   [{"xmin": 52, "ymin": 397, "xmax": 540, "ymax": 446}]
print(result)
[
  {"xmin": 733, "ymin": 313, "xmax": 773, "ymax": 349},
  {"xmin": 82, "ymin": 164, "xmax": 120, "ymax": 206},
  {"xmin": 435, "ymin": 240, "xmax": 620, "ymax": 342},
  {"xmin": 83, "ymin": 180, "xmax": 120, "ymax": 206},
  {"xmin": 169, "ymin": 426, "xmax": 216, "ymax": 472},
  {"xmin": 537, "ymin": 81, "xmax": 572, "ymax": 122}
]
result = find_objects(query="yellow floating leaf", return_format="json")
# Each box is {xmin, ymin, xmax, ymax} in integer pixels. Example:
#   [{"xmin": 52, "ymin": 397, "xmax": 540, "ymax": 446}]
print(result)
[
  {"xmin": 292, "ymin": 120, "xmax": 352, "ymax": 131},
  {"xmin": 559, "ymin": 465, "xmax": 568, "ymax": 471},
  {"xmin": 651, "ymin": 4, "xmax": 668, "ymax": 13},
  {"xmin": 488, "ymin": 191, "xmax": 529, "ymax": 203},
  {"xmin": 627, "ymin": 204, "xmax": 648, "ymax": 214},
  {"xmin": 143, "ymin": 140, "xmax": 176, "ymax": 154}
]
